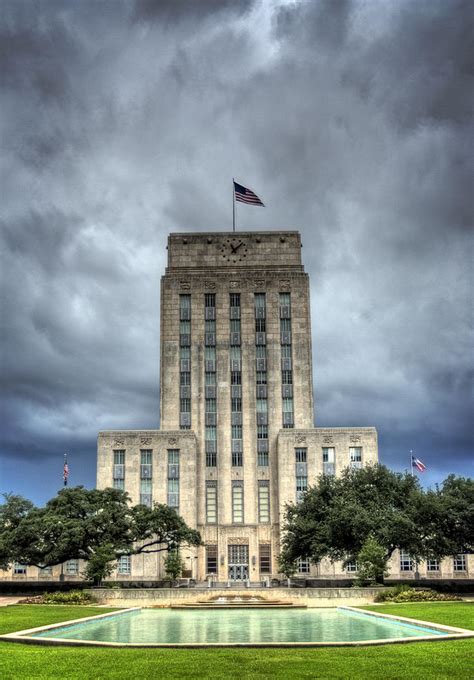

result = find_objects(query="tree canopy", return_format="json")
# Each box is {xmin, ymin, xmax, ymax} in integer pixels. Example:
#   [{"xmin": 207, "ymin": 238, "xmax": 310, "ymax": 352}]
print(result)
[
  {"xmin": 279, "ymin": 465, "xmax": 473, "ymax": 574},
  {"xmin": 0, "ymin": 486, "xmax": 202, "ymax": 573}
]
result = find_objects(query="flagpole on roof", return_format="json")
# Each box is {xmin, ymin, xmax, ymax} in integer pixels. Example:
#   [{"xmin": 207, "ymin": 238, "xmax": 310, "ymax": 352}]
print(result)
[{"xmin": 232, "ymin": 178, "xmax": 236, "ymax": 232}]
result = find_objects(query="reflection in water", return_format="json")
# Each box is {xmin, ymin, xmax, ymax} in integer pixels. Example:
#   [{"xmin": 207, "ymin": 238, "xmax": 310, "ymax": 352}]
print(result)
[{"xmin": 35, "ymin": 609, "xmax": 446, "ymax": 644}]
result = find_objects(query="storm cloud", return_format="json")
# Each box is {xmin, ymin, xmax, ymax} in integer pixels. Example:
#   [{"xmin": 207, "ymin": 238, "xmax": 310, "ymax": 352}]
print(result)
[{"xmin": 1, "ymin": 0, "xmax": 472, "ymax": 502}]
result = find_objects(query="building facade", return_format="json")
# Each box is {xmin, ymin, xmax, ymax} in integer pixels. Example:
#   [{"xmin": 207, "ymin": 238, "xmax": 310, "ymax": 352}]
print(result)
[{"xmin": 96, "ymin": 231, "xmax": 379, "ymax": 582}]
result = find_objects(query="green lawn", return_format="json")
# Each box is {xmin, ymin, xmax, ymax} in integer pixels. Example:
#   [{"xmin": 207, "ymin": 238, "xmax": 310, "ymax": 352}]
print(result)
[{"xmin": 0, "ymin": 603, "xmax": 472, "ymax": 680}]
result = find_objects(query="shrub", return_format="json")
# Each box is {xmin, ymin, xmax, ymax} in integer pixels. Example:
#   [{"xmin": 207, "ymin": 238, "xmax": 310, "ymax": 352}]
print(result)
[
  {"xmin": 375, "ymin": 586, "xmax": 460, "ymax": 603},
  {"xmin": 41, "ymin": 590, "xmax": 96, "ymax": 605},
  {"xmin": 374, "ymin": 584, "xmax": 411, "ymax": 602}
]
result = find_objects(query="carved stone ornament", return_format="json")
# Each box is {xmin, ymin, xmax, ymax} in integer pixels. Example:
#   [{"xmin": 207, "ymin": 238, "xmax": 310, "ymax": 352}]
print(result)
[
  {"xmin": 179, "ymin": 281, "xmax": 190, "ymax": 290},
  {"xmin": 229, "ymin": 281, "xmax": 240, "ymax": 289},
  {"xmin": 168, "ymin": 437, "xmax": 178, "ymax": 445},
  {"xmin": 350, "ymin": 436, "xmax": 361, "ymax": 443},
  {"xmin": 204, "ymin": 280, "xmax": 216, "ymax": 289},
  {"xmin": 254, "ymin": 279, "xmax": 265, "ymax": 288},
  {"xmin": 295, "ymin": 434, "xmax": 307, "ymax": 444},
  {"xmin": 228, "ymin": 537, "xmax": 249, "ymax": 545},
  {"xmin": 140, "ymin": 437, "xmax": 152, "ymax": 445},
  {"xmin": 323, "ymin": 437, "xmax": 334, "ymax": 444},
  {"xmin": 113, "ymin": 438, "xmax": 125, "ymax": 446},
  {"xmin": 279, "ymin": 279, "xmax": 291, "ymax": 289}
]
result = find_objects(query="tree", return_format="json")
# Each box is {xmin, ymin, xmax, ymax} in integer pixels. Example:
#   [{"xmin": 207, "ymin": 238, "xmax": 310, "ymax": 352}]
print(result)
[
  {"xmin": 0, "ymin": 487, "xmax": 202, "ymax": 575},
  {"xmin": 277, "ymin": 552, "xmax": 298, "ymax": 587},
  {"xmin": 82, "ymin": 544, "xmax": 116, "ymax": 585},
  {"xmin": 279, "ymin": 465, "xmax": 473, "ymax": 576},
  {"xmin": 354, "ymin": 536, "xmax": 389, "ymax": 586},
  {"xmin": 164, "ymin": 551, "xmax": 184, "ymax": 582}
]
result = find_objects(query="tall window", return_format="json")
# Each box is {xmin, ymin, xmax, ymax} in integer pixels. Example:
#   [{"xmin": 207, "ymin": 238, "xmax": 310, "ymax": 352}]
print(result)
[
  {"xmin": 206, "ymin": 545, "xmax": 218, "ymax": 574},
  {"xmin": 206, "ymin": 482, "xmax": 217, "ymax": 524},
  {"xmin": 454, "ymin": 554, "xmax": 466, "ymax": 572},
  {"xmin": 322, "ymin": 447, "xmax": 335, "ymax": 475},
  {"xmin": 399, "ymin": 550, "xmax": 413, "ymax": 571},
  {"xmin": 280, "ymin": 292, "xmax": 294, "ymax": 428},
  {"xmin": 349, "ymin": 447, "xmax": 362, "ymax": 469},
  {"xmin": 295, "ymin": 448, "xmax": 308, "ymax": 502},
  {"xmin": 66, "ymin": 559, "xmax": 79, "ymax": 575},
  {"xmin": 179, "ymin": 294, "xmax": 191, "ymax": 429},
  {"xmin": 205, "ymin": 293, "xmax": 217, "ymax": 466},
  {"xmin": 167, "ymin": 449, "xmax": 179, "ymax": 508},
  {"xmin": 426, "ymin": 559, "xmax": 440, "ymax": 572},
  {"xmin": 258, "ymin": 481, "xmax": 270, "ymax": 523},
  {"xmin": 113, "ymin": 449, "xmax": 125, "ymax": 490},
  {"xmin": 140, "ymin": 449, "xmax": 153, "ymax": 507},
  {"xmin": 259, "ymin": 544, "xmax": 271, "ymax": 574},
  {"xmin": 232, "ymin": 481, "xmax": 244, "ymax": 523},
  {"xmin": 255, "ymin": 293, "xmax": 268, "ymax": 466},
  {"xmin": 230, "ymin": 293, "xmax": 243, "ymax": 468},
  {"xmin": 297, "ymin": 557, "xmax": 310, "ymax": 574},
  {"xmin": 118, "ymin": 555, "xmax": 131, "ymax": 575}
]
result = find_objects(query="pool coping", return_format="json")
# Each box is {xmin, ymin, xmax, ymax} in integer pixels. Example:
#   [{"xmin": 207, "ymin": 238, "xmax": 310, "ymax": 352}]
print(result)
[{"xmin": 1, "ymin": 605, "xmax": 473, "ymax": 648}]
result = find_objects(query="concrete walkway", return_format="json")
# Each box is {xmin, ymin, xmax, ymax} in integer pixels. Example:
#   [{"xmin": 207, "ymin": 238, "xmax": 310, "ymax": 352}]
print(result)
[{"xmin": 0, "ymin": 597, "xmax": 23, "ymax": 606}]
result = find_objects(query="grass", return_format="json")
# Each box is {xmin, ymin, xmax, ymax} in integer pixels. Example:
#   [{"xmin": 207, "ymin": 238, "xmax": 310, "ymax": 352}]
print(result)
[{"xmin": 0, "ymin": 603, "xmax": 472, "ymax": 679}]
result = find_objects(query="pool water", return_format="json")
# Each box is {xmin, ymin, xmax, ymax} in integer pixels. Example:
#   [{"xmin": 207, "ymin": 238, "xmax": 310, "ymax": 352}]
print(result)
[{"xmin": 33, "ymin": 608, "xmax": 447, "ymax": 644}]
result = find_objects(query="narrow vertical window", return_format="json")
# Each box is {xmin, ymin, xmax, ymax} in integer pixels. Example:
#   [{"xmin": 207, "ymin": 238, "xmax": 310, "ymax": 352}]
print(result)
[
  {"xmin": 280, "ymin": 292, "xmax": 294, "ymax": 428},
  {"xmin": 259, "ymin": 544, "xmax": 271, "ymax": 574},
  {"xmin": 258, "ymin": 481, "xmax": 270, "ymax": 523},
  {"xmin": 295, "ymin": 448, "xmax": 308, "ymax": 502},
  {"xmin": 204, "ymin": 293, "xmax": 217, "ymax": 466},
  {"xmin": 179, "ymin": 294, "xmax": 191, "ymax": 429},
  {"xmin": 113, "ymin": 449, "xmax": 125, "ymax": 490},
  {"xmin": 255, "ymin": 293, "xmax": 268, "ymax": 466},
  {"xmin": 140, "ymin": 449, "xmax": 153, "ymax": 507},
  {"xmin": 167, "ymin": 449, "xmax": 180, "ymax": 508},
  {"xmin": 230, "ymin": 293, "xmax": 243, "ymax": 467},
  {"xmin": 206, "ymin": 545, "xmax": 218, "ymax": 574},
  {"xmin": 232, "ymin": 481, "xmax": 244, "ymax": 524},
  {"xmin": 206, "ymin": 481, "xmax": 218, "ymax": 524},
  {"xmin": 322, "ymin": 447, "xmax": 335, "ymax": 476},
  {"xmin": 349, "ymin": 447, "xmax": 362, "ymax": 468}
]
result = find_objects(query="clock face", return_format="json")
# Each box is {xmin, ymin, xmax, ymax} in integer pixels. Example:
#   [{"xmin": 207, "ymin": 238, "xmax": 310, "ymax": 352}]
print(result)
[{"xmin": 220, "ymin": 238, "xmax": 248, "ymax": 263}]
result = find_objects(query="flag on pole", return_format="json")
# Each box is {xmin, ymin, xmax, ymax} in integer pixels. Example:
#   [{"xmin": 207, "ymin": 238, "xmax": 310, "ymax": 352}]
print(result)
[
  {"xmin": 411, "ymin": 454, "xmax": 426, "ymax": 472},
  {"xmin": 234, "ymin": 181, "xmax": 264, "ymax": 206},
  {"xmin": 63, "ymin": 454, "xmax": 69, "ymax": 486}
]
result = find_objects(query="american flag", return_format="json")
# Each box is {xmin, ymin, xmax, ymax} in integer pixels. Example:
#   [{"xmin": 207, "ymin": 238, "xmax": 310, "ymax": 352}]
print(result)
[
  {"xmin": 63, "ymin": 455, "xmax": 69, "ymax": 486},
  {"xmin": 234, "ymin": 181, "xmax": 264, "ymax": 206},
  {"xmin": 411, "ymin": 454, "xmax": 427, "ymax": 472}
]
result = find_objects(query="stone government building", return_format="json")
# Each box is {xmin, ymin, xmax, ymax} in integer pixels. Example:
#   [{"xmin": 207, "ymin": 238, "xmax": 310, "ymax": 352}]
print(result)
[
  {"xmin": 3, "ymin": 231, "xmax": 471, "ymax": 583},
  {"xmin": 97, "ymin": 231, "xmax": 379, "ymax": 582}
]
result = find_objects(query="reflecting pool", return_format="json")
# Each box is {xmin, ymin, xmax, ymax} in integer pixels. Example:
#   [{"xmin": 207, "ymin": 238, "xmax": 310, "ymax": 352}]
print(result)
[{"xmin": 32, "ymin": 608, "xmax": 447, "ymax": 645}]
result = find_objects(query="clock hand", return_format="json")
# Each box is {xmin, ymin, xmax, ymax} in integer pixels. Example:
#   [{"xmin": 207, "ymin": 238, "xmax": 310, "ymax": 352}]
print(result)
[{"xmin": 234, "ymin": 242, "xmax": 243, "ymax": 252}]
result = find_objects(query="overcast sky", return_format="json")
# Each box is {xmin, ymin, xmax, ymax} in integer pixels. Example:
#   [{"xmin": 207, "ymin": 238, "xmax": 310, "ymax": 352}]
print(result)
[{"xmin": 1, "ymin": 0, "xmax": 472, "ymax": 505}]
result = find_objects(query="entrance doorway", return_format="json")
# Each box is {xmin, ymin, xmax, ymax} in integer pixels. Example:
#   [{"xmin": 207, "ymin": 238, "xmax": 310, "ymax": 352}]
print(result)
[{"xmin": 228, "ymin": 544, "xmax": 249, "ymax": 581}]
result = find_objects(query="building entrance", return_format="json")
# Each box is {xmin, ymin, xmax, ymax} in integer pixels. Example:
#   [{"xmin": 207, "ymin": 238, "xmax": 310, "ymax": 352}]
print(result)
[{"xmin": 228, "ymin": 544, "xmax": 249, "ymax": 581}]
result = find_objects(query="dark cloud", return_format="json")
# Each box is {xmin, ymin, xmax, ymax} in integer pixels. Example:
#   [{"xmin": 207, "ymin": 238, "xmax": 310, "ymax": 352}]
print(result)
[
  {"xmin": 132, "ymin": 0, "xmax": 253, "ymax": 24},
  {"xmin": 0, "ymin": 0, "xmax": 472, "ymax": 503}
]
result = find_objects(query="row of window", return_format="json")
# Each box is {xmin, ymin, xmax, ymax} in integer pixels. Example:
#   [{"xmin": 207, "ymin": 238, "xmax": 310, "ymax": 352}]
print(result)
[
  {"xmin": 12, "ymin": 553, "xmax": 469, "ymax": 578},
  {"xmin": 296, "ymin": 554, "xmax": 470, "ymax": 574},
  {"xmin": 113, "ymin": 449, "xmax": 179, "ymax": 510},
  {"xmin": 112, "ymin": 445, "xmax": 366, "ymax": 499},
  {"xmin": 205, "ymin": 480, "xmax": 270, "ymax": 524}
]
